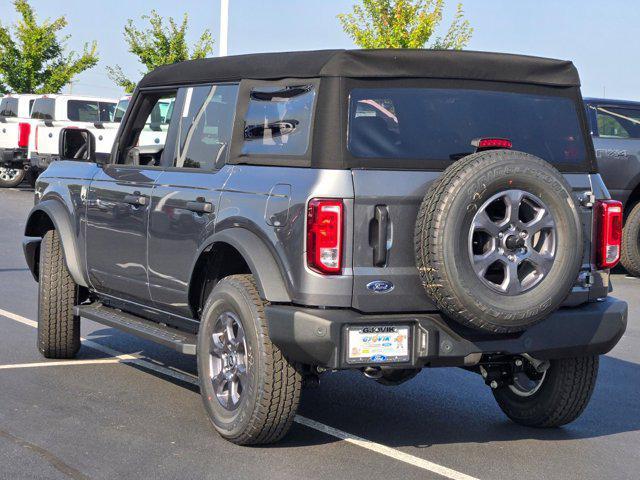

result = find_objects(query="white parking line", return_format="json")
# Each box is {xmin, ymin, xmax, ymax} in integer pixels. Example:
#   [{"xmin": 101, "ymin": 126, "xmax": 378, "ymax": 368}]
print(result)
[
  {"xmin": 0, "ymin": 358, "xmax": 125, "ymax": 370},
  {"xmin": 0, "ymin": 307, "xmax": 479, "ymax": 480}
]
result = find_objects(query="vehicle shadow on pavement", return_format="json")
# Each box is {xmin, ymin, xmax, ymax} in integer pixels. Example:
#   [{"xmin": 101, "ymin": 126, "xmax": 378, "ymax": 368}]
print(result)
[
  {"xmin": 83, "ymin": 327, "xmax": 640, "ymax": 448},
  {"xmin": 291, "ymin": 355, "xmax": 640, "ymax": 448}
]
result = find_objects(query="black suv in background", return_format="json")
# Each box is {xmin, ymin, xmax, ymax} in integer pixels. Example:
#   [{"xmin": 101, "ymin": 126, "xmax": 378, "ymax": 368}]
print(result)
[
  {"xmin": 585, "ymin": 98, "xmax": 640, "ymax": 275},
  {"xmin": 23, "ymin": 50, "xmax": 627, "ymax": 445}
]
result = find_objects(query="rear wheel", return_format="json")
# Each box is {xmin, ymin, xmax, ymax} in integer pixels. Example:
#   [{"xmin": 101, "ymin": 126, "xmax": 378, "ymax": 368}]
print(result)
[
  {"xmin": 621, "ymin": 202, "xmax": 640, "ymax": 277},
  {"xmin": 0, "ymin": 167, "xmax": 25, "ymax": 188},
  {"xmin": 197, "ymin": 274, "xmax": 302, "ymax": 445},
  {"xmin": 493, "ymin": 356, "xmax": 598, "ymax": 427},
  {"xmin": 37, "ymin": 230, "xmax": 81, "ymax": 359}
]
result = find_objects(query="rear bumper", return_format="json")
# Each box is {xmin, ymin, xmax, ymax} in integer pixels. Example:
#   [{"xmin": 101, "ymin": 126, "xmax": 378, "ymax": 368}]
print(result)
[
  {"xmin": 1, "ymin": 148, "xmax": 29, "ymax": 169},
  {"xmin": 265, "ymin": 297, "xmax": 628, "ymax": 369},
  {"xmin": 31, "ymin": 153, "xmax": 59, "ymax": 171}
]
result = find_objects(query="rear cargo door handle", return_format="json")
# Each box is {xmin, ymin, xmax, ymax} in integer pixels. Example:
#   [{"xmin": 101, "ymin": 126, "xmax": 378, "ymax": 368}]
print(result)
[
  {"xmin": 371, "ymin": 205, "xmax": 389, "ymax": 267},
  {"xmin": 123, "ymin": 193, "xmax": 147, "ymax": 206},
  {"xmin": 186, "ymin": 197, "xmax": 213, "ymax": 214}
]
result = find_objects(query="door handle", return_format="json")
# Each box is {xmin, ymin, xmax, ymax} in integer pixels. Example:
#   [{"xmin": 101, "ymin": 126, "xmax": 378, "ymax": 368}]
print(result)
[
  {"xmin": 186, "ymin": 197, "xmax": 213, "ymax": 214},
  {"xmin": 123, "ymin": 193, "xmax": 147, "ymax": 206},
  {"xmin": 371, "ymin": 205, "xmax": 389, "ymax": 267}
]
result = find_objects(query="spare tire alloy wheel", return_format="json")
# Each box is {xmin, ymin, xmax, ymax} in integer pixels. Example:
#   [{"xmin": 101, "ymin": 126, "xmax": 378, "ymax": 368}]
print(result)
[
  {"xmin": 415, "ymin": 150, "xmax": 584, "ymax": 333},
  {"xmin": 470, "ymin": 190, "xmax": 556, "ymax": 295},
  {"xmin": 0, "ymin": 167, "xmax": 25, "ymax": 188}
]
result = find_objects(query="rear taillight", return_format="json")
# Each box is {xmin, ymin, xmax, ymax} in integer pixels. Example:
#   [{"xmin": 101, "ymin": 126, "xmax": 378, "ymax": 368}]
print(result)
[
  {"xmin": 18, "ymin": 122, "xmax": 30, "ymax": 148},
  {"xmin": 307, "ymin": 199, "xmax": 343, "ymax": 275},
  {"xmin": 597, "ymin": 200, "xmax": 623, "ymax": 269}
]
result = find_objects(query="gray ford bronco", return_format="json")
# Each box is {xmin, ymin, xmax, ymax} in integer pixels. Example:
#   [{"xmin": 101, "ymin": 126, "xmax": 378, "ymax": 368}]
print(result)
[{"xmin": 23, "ymin": 50, "xmax": 628, "ymax": 445}]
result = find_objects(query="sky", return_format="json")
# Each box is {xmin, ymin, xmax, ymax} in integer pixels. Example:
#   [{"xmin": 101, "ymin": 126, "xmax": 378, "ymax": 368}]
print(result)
[{"xmin": 1, "ymin": 0, "xmax": 637, "ymax": 101}]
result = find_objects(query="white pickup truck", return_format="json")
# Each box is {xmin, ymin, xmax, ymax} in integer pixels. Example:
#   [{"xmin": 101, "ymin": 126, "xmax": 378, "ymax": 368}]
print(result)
[
  {"xmin": 0, "ymin": 94, "xmax": 39, "ymax": 187},
  {"xmin": 29, "ymin": 94, "xmax": 118, "ymax": 174},
  {"xmin": 30, "ymin": 95, "xmax": 172, "ymax": 175}
]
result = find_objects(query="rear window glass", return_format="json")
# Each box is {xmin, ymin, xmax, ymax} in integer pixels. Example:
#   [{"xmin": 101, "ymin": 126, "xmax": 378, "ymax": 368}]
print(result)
[
  {"xmin": 67, "ymin": 100, "xmax": 116, "ymax": 122},
  {"xmin": 595, "ymin": 106, "xmax": 640, "ymax": 139},
  {"xmin": 242, "ymin": 85, "xmax": 315, "ymax": 156},
  {"xmin": 31, "ymin": 98, "xmax": 56, "ymax": 120},
  {"xmin": 0, "ymin": 98, "xmax": 19, "ymax": 117},
  {"xmin": 348, "ymin": 88, "xmax": 587, "ymax": 167}
]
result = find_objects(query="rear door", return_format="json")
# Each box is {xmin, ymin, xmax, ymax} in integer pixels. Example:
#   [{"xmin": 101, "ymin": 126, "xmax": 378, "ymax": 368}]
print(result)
[
  {"xmin": 147, "ymin": 84, "xmax": 238, "ymax": 318},
  {"xmin": 0, "ymin": 97, "xmax": 20, "ymax": 150},
  {"xmin": 348, "ymin": 82, "xmax": 596, "ymax": 312}
]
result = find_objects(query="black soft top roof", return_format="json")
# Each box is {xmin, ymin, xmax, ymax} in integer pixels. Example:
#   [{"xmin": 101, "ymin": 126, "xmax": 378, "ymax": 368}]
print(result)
[{"xmin": 138, "ymin": 49, "xmax": 580, "ymax": 89}]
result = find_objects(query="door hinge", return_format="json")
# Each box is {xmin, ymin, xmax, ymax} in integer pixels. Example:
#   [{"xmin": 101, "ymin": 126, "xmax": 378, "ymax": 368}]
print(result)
[
  {"xmin": 579, "ymin": 191, "xmax": 595, "ymax": 208},
  {"xmin": 578, "ymin": 271, "xmax": 595, "ymax": 288}
]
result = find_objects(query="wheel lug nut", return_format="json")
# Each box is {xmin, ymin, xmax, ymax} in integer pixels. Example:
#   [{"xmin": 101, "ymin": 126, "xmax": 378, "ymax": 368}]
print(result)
[
  {"xmin": 498, "ymin": 232, "xmax": 504, "ymax": 238},
  {"xmin": 508, "ymin": 254, "xmax": 516, "ymax": 262},
  {"xmin": 490, "ymin": 380, "xmax": 499, "ymax": 389},
  {"xmin": 515, "ymin": 359, "xmax": 523, "ymax": 367},
  {"xmin": 519, "ymin": 231, "xmax": 527, "ymax": 238}
]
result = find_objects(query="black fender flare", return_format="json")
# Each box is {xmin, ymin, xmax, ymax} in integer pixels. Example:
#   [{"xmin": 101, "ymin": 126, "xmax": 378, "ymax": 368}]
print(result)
[
  {"xmin": 24, "ymin": 199, "xmax": 88, "ymax": 287},
  {"xmin": 200, "ymin": 228, "xmax": 291, "ymax": 303}
]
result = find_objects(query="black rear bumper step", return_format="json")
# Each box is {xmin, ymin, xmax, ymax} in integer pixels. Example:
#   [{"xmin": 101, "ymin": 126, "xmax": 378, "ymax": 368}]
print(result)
[{"xmin": 74, "ymin": 304, "xmax": 197, "ymax": 355}]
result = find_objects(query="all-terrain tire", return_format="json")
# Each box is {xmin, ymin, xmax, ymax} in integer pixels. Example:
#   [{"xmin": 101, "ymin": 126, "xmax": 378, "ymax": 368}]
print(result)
[
  {"xmin": 37, "ymin": 230, "xmax": 81, "ymax": 359},
  {"xmin": 0, "ymin": 167, "xmax": 25, "ymax": 188},
  {"xmin": 621, "ymin": 202, "xmax": 640, "ymax": 277},
  {"xmin": 197, "ymin": 274, "xmax": 302, "ymax": 445},
  {"xmin": 493, "ymin": 356, "xmax": 599, "ymax": 427},
  {"xmin": 415, "ymin": 150, "xmax": 583, "ymax": 333}
]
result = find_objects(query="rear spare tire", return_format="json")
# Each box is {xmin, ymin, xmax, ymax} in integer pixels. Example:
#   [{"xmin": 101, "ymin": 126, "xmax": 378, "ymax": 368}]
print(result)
[{"xmin": 415, "ymin": 150, "xmax": 583, "ymax": 333}]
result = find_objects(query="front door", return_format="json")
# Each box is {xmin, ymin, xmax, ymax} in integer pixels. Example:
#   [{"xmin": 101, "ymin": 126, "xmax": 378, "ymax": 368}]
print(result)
[
  {"xmin": 85, "ymin": 91, "xmax": 178, "ymax": 305},
  {"xmin": 147, "ymin": 84, "xmax": 239, "ymax": 318}
]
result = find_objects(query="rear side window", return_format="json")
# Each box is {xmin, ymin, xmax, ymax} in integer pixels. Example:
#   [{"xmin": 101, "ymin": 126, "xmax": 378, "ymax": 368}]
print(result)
[
  {"xmin": 67, "ymin": 100, "xmax": 116, "ymax": 122},
  {"xmin": 175, "ymin": 84, "xmax": 238, "ymax": 169},
  {"xmin": 595, "ymin": 106, "xmax": 640, "ymax": 139},
  {"xmin": 31, "ymin": 98, "xmax": 56, "ymax": 120},
  {"xmin": 242, "ymin": 85, "xmax": 315, "ymax": 156},
  {"xmin": 0, "ymin": 98, "xmax": 18, "ymax": 117},
  {"xmin": 348, "ymin": 88, "xmax": 588, "ymax": 168}
]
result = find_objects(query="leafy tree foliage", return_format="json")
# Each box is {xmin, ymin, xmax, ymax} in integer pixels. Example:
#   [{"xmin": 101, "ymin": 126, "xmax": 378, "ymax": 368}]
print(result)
[
  {"xmin": 0, "ymin": 0, "xmax": 98, "ymax": 94},
  {"xmin": 338, "ymin": 0, "xmax": 472, "ymax": 49},
  {"xmin": 108, "ymin": 10, "xmax": 214, "ymax": 92}
]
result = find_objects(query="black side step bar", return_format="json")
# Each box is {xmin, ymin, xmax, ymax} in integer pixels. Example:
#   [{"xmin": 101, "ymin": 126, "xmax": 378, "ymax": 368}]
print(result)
[{"xmin": 74, "ymin": 304, "xmax": 197, "ymax": 355}]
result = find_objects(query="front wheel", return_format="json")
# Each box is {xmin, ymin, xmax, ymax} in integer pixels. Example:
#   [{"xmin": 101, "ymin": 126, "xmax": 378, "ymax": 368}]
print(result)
[
  {"xmin": 197, "ymin": 274, "xmax": 302, "ymax": 445},
  {"xmin": 493, "ymin": 356, "xmax": 598, "ymax": 427},
  {"xmin": 0, "ymin": 167, "xmax": 25, "ymax": 188}
]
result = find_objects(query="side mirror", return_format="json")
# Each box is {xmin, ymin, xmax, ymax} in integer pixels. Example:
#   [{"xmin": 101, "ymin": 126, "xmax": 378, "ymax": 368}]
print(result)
[{"xmin": 59, "ymin": 128, "xmax": 97, "ymax": 162}]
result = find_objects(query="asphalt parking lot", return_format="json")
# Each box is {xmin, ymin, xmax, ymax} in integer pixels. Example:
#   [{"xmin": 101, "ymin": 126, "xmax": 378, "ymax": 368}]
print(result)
[{"xmin": 1, "ymin": 185, "xmax": 639, "ymax": 480}]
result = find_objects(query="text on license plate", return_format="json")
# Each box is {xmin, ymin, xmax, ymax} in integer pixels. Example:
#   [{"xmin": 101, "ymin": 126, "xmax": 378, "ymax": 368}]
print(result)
[{"xmin": 347, "ymin": 325, "xmax": 410, "ymax": 364}]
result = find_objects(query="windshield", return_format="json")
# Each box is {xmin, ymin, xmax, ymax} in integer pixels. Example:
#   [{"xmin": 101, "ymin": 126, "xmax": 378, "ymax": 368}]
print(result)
[{"xmin": 348, "ymin": 88, "xmax": 588, "ymax": 168}]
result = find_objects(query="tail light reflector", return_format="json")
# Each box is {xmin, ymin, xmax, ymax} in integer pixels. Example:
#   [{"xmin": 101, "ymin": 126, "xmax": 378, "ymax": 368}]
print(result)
[
  {"xmin": 18, "ymin": 122, "xmax": 31, "ymax": 148},
  {"xmin": 597, "ymin": 200, "xmax": 623, "ymax": 269},
  {"xmin": 307, "ymin": 199, "xmax": 343, "ymax": 275}
]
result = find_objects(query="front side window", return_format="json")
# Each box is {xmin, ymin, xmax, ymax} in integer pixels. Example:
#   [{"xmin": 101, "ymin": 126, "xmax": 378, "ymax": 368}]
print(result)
[
  {"xmin": 31, "ymin": 98, "xmax": 56, "ymax": 120},
  {"xmin": 175, "ymin": 84, "xmax": 238, "ymax": 169},
  {"xmin": 242, "ymin": 85, "xmax": 315, "ymax": 156},
  {"xmin": 0, "ymin": 98, "xmax": 18, "ymax": 117},
  {"xmin": 596, "ymin": 106, "xmax": 640, "ymax": 139},
  {"xmin": 348, "ymin": 88, "xmax": 588, "ymax": 167},
  {"xmin": 117, "ymin": 92, "xmax": 177, "ymax": 166}
]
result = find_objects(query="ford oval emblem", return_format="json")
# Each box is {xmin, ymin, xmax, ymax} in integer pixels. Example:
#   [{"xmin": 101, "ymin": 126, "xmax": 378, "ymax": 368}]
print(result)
[{"xmin": 366, "ymin": 280, "xmax": 394, "ymax": 294}]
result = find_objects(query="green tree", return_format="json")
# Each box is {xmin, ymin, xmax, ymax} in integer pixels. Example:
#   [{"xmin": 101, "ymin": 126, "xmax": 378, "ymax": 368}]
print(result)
[
  {"xmin": 338, "ymin": 0, "xmax": 472, "ymax": 49},
  {"xmin": 108, "ymin": 10, "xmax": 214, "ymax": 93},
  {"xmin": 0, "ymin": 0, "xmax": 98, "ymax": 94}
]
